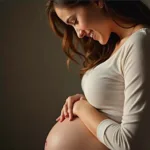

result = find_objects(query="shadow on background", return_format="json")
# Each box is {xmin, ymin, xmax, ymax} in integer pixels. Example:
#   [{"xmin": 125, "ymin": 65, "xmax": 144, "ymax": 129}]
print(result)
[
  {"xmin": 1, "ymin": 1, "xmax": 82, "ymax": 150},
  {"xmin": 1, "ymin": 0, "xmax": 150, "ymax": 150}
]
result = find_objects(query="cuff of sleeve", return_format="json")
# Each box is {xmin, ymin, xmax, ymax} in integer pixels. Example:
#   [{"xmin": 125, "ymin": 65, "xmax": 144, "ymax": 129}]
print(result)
[{"xmin": 96, "ymin": 119, "xmax": 118, "ymax": 144}]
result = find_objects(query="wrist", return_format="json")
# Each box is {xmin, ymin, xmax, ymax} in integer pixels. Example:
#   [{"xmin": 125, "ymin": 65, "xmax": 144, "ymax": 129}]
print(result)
[{"xmin": 74, "ymin": 99, "xmax": 89, "ymax": 116}]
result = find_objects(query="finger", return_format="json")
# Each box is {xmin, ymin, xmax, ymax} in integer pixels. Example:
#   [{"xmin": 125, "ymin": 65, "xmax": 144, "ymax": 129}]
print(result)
[
  {"xmin": 80, "ymin": 96, "xmax": 87, "ymax": 101},
  {"xmin": 67, "ymin": 100, "xmax": 73, "ymax": 120},
  {"xmin": 60, "ymin": 115, "xmax": 65, "ymax": 122},
  {"xmin": 66, "ymin": 94, "xmax": 83, "ymax": 104},
  {"xmin": 56, "ymin": 116, "xmax": 60, "ymax": 121},
  {"xmin": 75, "ymin": 93, "xmax": 85, "ymax": 99},
  {"xmin": 64, "ymin": 103, "xmax": 68, "ymax": 117},
  {"xmin": 80, "ymin": 97, "xmax": 84, "ymax": 100},
  {"xmin": 68, "ymin": 108, "xmax": 73, "ymax": 120},
  {"xmin": 59, "ymin": 110, "xmax": 65, "ymax": 122}
]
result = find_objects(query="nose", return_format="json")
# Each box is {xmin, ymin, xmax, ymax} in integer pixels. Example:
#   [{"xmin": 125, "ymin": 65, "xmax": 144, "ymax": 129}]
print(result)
[{"xmin": 76, "ymin": 29, "xmax": 86, "ymax": 38}]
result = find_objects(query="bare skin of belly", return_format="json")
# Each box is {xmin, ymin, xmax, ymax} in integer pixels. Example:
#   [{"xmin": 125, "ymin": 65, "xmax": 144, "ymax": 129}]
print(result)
[{"xmin": 44, "ymin": 117, "xmax": 109, "ymax": 150}]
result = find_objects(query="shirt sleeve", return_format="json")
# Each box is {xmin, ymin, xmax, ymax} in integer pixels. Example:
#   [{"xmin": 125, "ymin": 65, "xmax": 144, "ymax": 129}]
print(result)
[{"xmin": 96, "ymin": 32, "xmax": 150, "ymax": 150}]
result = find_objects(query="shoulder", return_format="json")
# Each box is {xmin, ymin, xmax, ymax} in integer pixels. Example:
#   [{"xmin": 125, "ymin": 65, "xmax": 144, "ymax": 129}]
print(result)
[
  {"xmin": 122, "ymin": 28, "xmax": 150, "ymax": 71},
  {"xmin": 122, "ymin": 27, "xmax": 150, "ymax": 59},
  {"xmin": 128, "ymin": 28, "xmax": 150, "ymax": 47}
]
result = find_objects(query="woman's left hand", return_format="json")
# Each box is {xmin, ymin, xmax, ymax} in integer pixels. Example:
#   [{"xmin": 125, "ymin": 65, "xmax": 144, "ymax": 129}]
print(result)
[
  {"xmin": 56, "ymin": 96, "xmax": 88, "ymax": 122},
  {"xmin": 72, "ymin": 97, "xmax": 89, "ymax": 116}
]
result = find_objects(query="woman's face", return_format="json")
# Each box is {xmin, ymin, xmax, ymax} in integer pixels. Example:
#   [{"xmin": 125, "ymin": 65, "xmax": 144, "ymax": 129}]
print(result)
[{"xmin": 54, "ymin": 2, "xmax": 112, "ymax": 45}]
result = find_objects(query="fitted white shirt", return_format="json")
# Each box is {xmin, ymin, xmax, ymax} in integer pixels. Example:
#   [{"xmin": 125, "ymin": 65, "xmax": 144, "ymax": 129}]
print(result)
[{"xmin": 81, "ymin": 28, "xmax": 150, "ymax": 150}]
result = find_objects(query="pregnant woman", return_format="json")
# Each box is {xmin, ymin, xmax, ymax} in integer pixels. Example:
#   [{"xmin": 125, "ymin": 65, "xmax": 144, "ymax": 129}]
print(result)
[{"xmin": 44, "ymin": 0, "xmax": 150, "ymax": 150}]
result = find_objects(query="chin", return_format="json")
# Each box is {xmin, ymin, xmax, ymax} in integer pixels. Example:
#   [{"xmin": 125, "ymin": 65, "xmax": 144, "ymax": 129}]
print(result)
[
  {"xmin": 98, "ymin": 39, "xmax": 107, "ymax": 45},
  {"xmin": 97, "ymin": 37, "xmax": 109, "ymax": 45}
]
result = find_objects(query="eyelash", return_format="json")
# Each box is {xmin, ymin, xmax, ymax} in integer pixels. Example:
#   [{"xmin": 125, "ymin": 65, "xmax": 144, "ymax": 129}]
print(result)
[{"xmin": 71, "ymin": 19, "xmax": 77, "ymax": 26}]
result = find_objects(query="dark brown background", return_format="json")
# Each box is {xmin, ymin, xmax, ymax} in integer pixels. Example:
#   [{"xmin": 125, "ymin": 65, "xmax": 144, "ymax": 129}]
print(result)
[
  {"xmin": 1, "ymin": 0, "xmax": 150, "ymax": 150},
  {"xmin": 1, "ymin": 1, "xmax": 82, "ymax": 150}
]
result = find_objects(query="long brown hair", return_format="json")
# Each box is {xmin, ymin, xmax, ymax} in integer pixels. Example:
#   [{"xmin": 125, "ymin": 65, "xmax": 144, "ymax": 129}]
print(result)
[{"xmin": 45, "ymin": 0, "xmax": 150, "ymax": 78}]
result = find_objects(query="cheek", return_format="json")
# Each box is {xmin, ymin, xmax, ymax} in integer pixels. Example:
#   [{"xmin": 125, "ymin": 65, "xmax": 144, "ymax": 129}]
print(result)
[
  {"xmin": 79, "ymin": 24, "xmax": 88, "ymax": 30},
  {"xmin": 78, "ymin": 19, "xmax": 89, "ymax": 30}
]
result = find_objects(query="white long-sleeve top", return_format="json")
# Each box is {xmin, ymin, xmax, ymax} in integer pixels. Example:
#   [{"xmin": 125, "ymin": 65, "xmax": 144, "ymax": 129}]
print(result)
[{"xmin": 81, "ymin": 27, "xmax": 150, "ymax": 150}]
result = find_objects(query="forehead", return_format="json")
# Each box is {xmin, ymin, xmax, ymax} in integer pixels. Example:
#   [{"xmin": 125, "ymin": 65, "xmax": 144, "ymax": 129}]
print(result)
[{"xmin": 54, "ymin": 6, "xmax": 76, "ymax": 22}]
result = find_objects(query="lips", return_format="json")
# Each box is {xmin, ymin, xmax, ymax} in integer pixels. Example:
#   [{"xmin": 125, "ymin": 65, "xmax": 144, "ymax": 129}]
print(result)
[
  {"xmin": 87, "ymin": 30, "xmax": 96, "ymax": 40},
  {"xmin": 90, "ymin": 32, "xmax": 94, "ymax": 38}
]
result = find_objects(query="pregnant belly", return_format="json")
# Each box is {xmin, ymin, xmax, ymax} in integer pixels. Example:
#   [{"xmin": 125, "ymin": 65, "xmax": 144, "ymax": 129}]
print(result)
[{"xmin": 45, "ymin": 117, "xmax": 109, "ymax": 150}]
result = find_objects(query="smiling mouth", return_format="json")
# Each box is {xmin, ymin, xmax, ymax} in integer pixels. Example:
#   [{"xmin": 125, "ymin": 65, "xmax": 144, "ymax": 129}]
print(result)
[
  {"xmin": 87, "ymin": 30, "xmax": 93, "ymax": 37},
  {"xmin": 90, "ymin": 31, "xmax": 96, "ymax": 40},
  {"xmin": 88, "ymin": 31, "xmax": 96, "ymax": 40}
]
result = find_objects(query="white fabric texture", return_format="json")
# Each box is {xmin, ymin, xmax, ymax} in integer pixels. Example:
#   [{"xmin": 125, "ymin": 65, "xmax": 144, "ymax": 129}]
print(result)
[{"xmin": 81, "ymin": 28, "xmax": 150, "ymax": 150}]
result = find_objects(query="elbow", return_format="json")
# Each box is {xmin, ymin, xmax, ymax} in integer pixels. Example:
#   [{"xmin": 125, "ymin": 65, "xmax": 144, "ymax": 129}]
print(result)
[
  {"xmin": 112, "ymin": 129, "xmax": 132, "ymax": 150},
  {"xmin": 96, "ymin": 119, "xmax": 134, "ymax": 150},
  {"xmin": 109, "ymin": 139, "xmax": 132, "ymax": 150}
]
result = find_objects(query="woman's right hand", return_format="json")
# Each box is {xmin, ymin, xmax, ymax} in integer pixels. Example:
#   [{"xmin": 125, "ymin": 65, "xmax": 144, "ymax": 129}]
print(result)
[{"xmin": 56, "ymin": 93, "xmax": 85, "ymax": 122}]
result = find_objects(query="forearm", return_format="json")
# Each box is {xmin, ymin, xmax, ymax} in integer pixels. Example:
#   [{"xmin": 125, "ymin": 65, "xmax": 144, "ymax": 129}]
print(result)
[{"xmin": 76, "ymin": 102, "xmax": 109, "ymax": 138}]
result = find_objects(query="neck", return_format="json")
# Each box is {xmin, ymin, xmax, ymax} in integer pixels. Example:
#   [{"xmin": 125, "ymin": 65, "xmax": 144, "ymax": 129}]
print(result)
[{"xmin": 110, "ymin": 19, "xmax": 145, "ymax": 40}]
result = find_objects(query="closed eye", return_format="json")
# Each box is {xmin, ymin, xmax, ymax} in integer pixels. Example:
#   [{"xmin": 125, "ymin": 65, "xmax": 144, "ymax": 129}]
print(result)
[{"xmin": 69, "ymin": 18, "xmax": 78, "ymax": 26}]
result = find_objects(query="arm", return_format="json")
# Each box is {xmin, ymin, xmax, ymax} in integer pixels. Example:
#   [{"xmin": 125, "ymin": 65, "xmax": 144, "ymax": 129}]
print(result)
[
  {"xmin": 76, "ymin": 32, "xmax": 150, "ymax": 150},
  {"xmin": 75, "ymin": 99, "xmax": 109, "ymax": 137}
]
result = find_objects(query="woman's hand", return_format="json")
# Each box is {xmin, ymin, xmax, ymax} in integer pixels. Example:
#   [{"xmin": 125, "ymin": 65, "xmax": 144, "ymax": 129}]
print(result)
[
  {"xmin": 56, "ymin": 94, "xmax": 85, "ymax": 122},
  {"xmin": 72, "ymin": 96, "xmax": 89, "ymax": 116}
]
